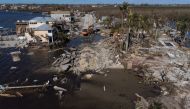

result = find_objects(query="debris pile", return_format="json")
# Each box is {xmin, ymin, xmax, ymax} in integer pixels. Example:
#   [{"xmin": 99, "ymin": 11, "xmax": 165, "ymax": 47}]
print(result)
[
  {"xmin": 51, "ymin": 38, "xmax": 124, "ymax": 74},
  {"xmin": 51, "ymin": 48, "xmax": 78, "ymax": 72},
  {"xmin": 0, "ymin": 80, "xmax": 50, "ymax": 98},
  {"xmin": 10, "ymin": 51, "xmax": 21, "ymax": 62},
  {"xmin": 124, "ymin": 33, "xmax": 190, "ymax": 109},
  {"xmin": 74, "ymin": 38, "xmax": 124, "ymax": 72},
  {"xmin": 134, "ymin": 93, "xmax": 149, "ymax": 109}
]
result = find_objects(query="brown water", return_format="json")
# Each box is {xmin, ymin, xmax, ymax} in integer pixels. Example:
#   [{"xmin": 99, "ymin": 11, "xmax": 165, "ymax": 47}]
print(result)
[
  {"xmin": 0, "ymin": 69, "xmax": 160, "ymax": 109},
  {"xmin": 0, "ymin": 47, "xmax": 52, "ymax": 84},
  {"xmin": 61, "ymin": 69, "xmax": 160, "ymax": 109}
]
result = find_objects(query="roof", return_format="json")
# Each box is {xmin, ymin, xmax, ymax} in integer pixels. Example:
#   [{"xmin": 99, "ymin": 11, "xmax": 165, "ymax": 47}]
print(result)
[
  {"xmin": 51, "ymin": 11, "xmax": 71, "ymax": 14},
  {"xmin": 33, "ymin": 24, "xmax": 52, "ymax": 31},
  {"xmin": 29, "ymin": 17, "xmax": 55, "ymax": 23}
]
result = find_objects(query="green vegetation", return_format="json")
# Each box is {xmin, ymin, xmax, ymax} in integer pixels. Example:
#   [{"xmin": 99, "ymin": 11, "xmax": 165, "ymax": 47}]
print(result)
[
  {"xmin": 119, "ymin": 2, "xmax": 129, "ymax": 29},
  {"xmin": 149, "ymin": 102, "xmax": 163, "ymax": 109},
  {"xmin": 118, "ymin": 2, "xmax": 153, "ymax": 34},
  {"xmin": 49, "ymin": 22, "xmax": 70, "ymax": 49},
  {"xmin": 176, "ymin": 18, "xmax": 190, "ymax": 37},
  {"xmin": 102, "ymin": 17, "xmax": 112, "ymax": 28}
]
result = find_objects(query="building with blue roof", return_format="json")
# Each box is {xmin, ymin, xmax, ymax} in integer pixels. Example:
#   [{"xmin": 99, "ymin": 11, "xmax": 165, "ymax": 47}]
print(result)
[{"xmin": 28, "ymin": 17, "xmax": 55, "ymax": 43}]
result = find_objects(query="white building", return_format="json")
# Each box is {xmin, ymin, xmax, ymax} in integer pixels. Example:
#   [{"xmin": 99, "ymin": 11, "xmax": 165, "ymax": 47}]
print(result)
[
  {"xmin": 50, "ymin": 11, "xmax": 71, "ymax": 22},
  {"xmin": 28, "ymin": 17, "xmax": 55, "ymax": 43},
  {"xmin": 32, "ymin": 24, "xmax": 53, "ymax": 42}
]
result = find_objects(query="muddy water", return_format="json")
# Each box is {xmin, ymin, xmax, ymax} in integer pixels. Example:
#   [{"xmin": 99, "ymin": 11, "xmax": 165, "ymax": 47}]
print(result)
[
  {"xmin": 61, "ymin": 69, "xmax": 160, "ymax": 109},
  {"xmin": 184, "ymin": 40, "xmax": 190, "ymax": 48},
  {"xmin": 0, "ymin": 47, "xmax": 52, "ymax": 84},
  {"xmin": 67, "ymin": 34, "xmax": 103, "ymax": 47},
  {"xmin": 0, "ymin": 35, "xmax": 160, "ymax": 109},
  {"xmin": 0, "ymin": 69, "xmax": 160, "ymax": 109}
]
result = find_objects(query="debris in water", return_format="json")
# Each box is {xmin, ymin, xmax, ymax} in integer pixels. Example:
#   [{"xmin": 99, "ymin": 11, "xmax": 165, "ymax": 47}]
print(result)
[
  {"xmin": 53, "ymin": 86, "xmax": 67, "ymax": 92},
  {"xmin": 103, "ymin": 85, "xmax": 106, "ymax": 92},
  {"xmin": 127, "ymin": 61, "xmax": 132, "ymax": 69},
  {"xmin": 33, "ymin": 80, "xmax": 38, "ymax": 83},
  {"xmin": 16, "ymin": 92, "xmax": 23, "ymax": 97},
  {"xmin": 10, "ymin": 51, "xmax": 21, "ymax": 62},
  {"xmin": 82, "ymin": 74, "xmax": 93, "ymax": 80},
  {"xmin": 135, "ymin": 93, "xmax": 149, "ymax": 109},
  {"xmin": 27, "ymin": 52, "xmax": 34, "ymax": 56},
  {"xmin": 10, "ymin": 66, "xmax": 17, "ymax": 70}
]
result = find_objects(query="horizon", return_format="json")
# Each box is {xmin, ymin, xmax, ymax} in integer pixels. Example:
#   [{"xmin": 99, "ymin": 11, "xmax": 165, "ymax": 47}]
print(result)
[{"xmin": 0, "ymin": 0, "xmax": 190, "ymax": 5}]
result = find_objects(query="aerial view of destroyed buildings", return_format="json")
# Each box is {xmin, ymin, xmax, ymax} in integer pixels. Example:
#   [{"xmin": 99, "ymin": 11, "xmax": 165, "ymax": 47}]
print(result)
[{"xmin": 0, "ymin": 0, "xmax": 190, "ymax": 109}]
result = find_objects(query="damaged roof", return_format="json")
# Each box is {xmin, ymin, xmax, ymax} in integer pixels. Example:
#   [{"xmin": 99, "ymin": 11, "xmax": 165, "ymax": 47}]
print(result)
[
  {"xmin": 29, "ymin": 17, "xmax": 55, "ymax": 23},
  {"xmin": 33, "ymin": 24, "xmax": 52, "ymax": 31}
]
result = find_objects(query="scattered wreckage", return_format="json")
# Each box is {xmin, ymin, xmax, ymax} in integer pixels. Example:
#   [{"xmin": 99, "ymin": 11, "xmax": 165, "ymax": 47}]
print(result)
[
  {"xmin": 51, "ymin": 38, "xmax": 124, "ymax": 81},
  {"xmin": 123, "ymin": 27, "xmax": 190, "ymax": 109},
  {"xmin": 0, "ymin": 84, "xmax": 49, "ymax": 97},
  {"xmin": 0, "ymin": 73, "xmax": 82, "ymax": 98}
]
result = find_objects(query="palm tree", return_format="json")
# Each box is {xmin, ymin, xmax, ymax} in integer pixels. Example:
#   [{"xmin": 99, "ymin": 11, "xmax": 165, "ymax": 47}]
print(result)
[
  {"xmin": 102, "ymin": 17, "xmax": 112, "ymax": 28},
  {"xmin": 119, "ymin": 2, "xmax": 129, "ymax": 31},
  {"xmin": 140, "ymin": 15, "xmax": 152, "ymax": 33},
  {"xmin": 177, "ymin": 20, "xmax": 187, "ymax": 37},
  {"xmin": 127, "ymin": 10, "xmax": 133, "ymax": 31}
]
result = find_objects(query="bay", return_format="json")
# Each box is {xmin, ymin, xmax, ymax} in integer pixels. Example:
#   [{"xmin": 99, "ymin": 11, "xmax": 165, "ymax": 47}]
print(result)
[{"xmin": 0, "ymin": 10, "xmax": 43, "ymax": 29}]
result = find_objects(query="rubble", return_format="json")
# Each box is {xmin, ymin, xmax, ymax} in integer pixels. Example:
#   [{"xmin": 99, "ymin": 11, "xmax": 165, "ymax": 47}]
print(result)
[
  {"xmin": 124, "ymin": 31, "xmax": 190, "ymax": 109},
  {"xmin": 10, "ymin": 51, "xmax": 21, "ymax": 62},
  {"xmin": 134, "ymin": 93, "xmax": 149, "ymax": 109},
  {"xmin": 0, "ymin": 83, "xmax": 50, "ymax": 97},
  {"xmin": 74, "ymin": 38, "xmax": 124, "ymax": 72},
  {"xmin": 51, "ymin": 38, "xmax": 124, "ymax": 74},
  {"xmin": 51, "ymin": 48, "xmax": 78, "ymax": 72},
  {"xmin": 10, "ymin": 66, "xmax": 17, "ymax": 70},
  {"xmin": 0, "ymin": 73, "xmax": 80, "ymax": 98}
]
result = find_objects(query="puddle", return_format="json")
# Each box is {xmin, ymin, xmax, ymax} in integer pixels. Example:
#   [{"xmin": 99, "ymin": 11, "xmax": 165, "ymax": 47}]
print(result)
[
  {"xmin": 184, "ymin": 40, "xmax": 190, "ymax": 48},
  {"xmin": 67, "ymin": 34, "xmax": 103, "ymax": 47},
  {"xmin": 164, "ymin": 42, "xmax": 173, "ymax": 46}
]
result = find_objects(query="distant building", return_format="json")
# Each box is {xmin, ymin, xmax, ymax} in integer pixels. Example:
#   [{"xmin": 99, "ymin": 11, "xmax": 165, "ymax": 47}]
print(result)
[
  {"xmin": 10, "ymin": 5, "xmax": 18, "ymax": 10},
  {"xmin": 91, "ymin": 5, "xmax": 98, "ymax": 8},
  {"xmin": 50, "ymin": 11, "xmax": 71, "ymax": 22},
  {"xmin": 0, "ymin": 4, "xmax": 6, "ymax": 10},
  {"xmin": 20, "ymin": 5, "xmax": 27, "ymax": 9},
  {"xmin": 28, "ymin": 5, "xmax": 40, "ymax": 10}
]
